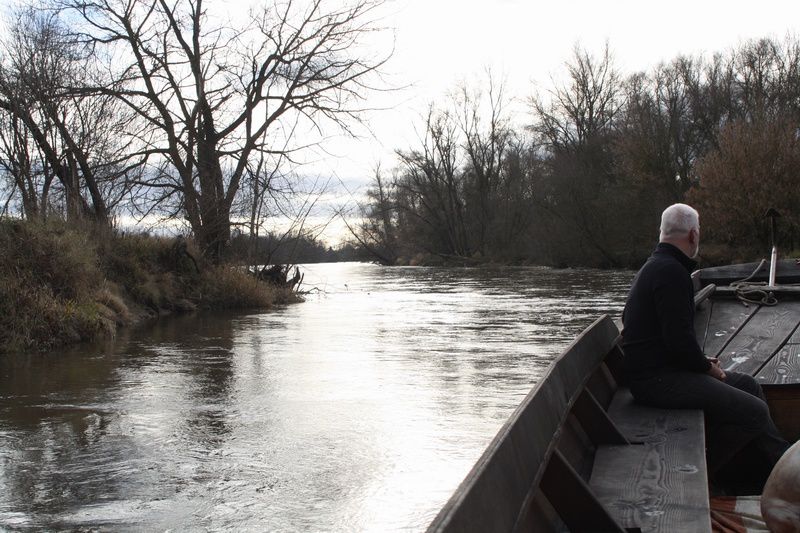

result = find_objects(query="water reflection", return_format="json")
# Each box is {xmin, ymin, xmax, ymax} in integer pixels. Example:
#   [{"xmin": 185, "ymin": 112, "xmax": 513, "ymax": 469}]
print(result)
[{"xmin": 0, "ymin": 263, "xmax": 632, "ymax": 531}]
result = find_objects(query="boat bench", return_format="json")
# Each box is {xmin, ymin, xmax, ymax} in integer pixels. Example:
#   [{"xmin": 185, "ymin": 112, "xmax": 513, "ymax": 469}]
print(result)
[
  {"xmin": 587, "ymin": 387, "xmax": 710, "ymax": 532},
  {"xmin": 548, "ymin": 343, "xmax": 711, "ymax": 533},
  {"xmin": 426, "ymin": 315, "xmax": 712, "ymax": 533}
]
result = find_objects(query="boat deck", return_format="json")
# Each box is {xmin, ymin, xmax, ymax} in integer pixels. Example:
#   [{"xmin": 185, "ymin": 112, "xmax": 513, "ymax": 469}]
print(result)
[
  {"xmin": 696, "ymin": 297, "xmax": 800, "ymax": 384},
  {"xmin": 696, "ymin": 259, "xmax": 800, "ymax": 441}
]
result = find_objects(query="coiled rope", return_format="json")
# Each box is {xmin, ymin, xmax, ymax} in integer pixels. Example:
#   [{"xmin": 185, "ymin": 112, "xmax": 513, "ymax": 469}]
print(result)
[{"xmin": 730, "ymin": 259, "xmax": 778, "ymax": 306}]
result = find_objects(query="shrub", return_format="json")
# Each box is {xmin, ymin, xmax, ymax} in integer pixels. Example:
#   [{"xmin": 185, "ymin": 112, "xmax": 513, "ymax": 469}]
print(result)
[
  {"xmin": 199, "ymin": 265, "xmax": 279, "ymax": 309},
  {"xmin": 0, "ymin": 220, "xmax": 292, "ymax": 353}
]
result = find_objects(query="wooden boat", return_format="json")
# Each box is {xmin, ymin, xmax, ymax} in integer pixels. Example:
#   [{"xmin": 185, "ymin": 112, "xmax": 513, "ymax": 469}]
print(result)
[{"xmin": 426, "ymin": 259, "xmax": 800, "ymax": 533}]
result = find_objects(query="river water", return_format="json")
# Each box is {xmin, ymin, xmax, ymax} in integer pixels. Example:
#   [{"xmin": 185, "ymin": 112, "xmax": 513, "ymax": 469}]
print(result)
[{"xmin": 0, "ymin": 262, "xmax": 632, "ymax": 532}]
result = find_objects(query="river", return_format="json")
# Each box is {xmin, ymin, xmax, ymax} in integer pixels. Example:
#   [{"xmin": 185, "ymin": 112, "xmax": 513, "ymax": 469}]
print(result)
[{"xmin": 0, "ymin": 262, "xmax": 632, "ymax": 532}]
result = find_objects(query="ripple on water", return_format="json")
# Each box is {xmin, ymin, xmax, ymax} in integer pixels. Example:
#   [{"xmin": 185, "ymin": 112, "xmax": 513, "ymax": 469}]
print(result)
[{"xmin": 0, "ymin": 262, "xmax": 630, "ymax": 531}]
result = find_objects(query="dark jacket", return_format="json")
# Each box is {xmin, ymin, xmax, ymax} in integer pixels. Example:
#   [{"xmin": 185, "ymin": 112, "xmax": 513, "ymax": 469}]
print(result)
[{"xmin": 622, "ymin": 242, "xmax": 711, "ymax": 380}]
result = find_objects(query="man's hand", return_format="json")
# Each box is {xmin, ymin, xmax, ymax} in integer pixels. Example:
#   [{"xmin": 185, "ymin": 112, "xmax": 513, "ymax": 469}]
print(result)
[{"xmin": 706, "ymin": 357, "xmax": 726, "ymax": 381}]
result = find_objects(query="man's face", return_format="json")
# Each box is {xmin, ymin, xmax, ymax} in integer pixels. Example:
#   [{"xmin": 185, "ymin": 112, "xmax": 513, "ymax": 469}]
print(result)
[{"xmin": 691, "ymin": 226, "xmax": 701, "ymax": 259}]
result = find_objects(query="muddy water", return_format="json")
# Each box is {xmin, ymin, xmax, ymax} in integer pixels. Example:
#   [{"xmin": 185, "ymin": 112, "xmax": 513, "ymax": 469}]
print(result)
[{"xmin": 0, "ymin": 263, "xmax": 632, "ymax": 531}]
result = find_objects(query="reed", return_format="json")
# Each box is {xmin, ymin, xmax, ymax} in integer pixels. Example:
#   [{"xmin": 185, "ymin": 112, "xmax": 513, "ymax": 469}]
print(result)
[{"xmin": 0, "ymin": 219, "xmax": 294, "ymax": 353}]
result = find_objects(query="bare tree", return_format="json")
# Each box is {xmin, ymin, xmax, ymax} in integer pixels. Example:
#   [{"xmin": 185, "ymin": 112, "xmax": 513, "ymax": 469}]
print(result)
[
  {"xmin": 457, "ymin": 72, "xmax": 512, "ymax": 255},
  {"xmin": 0, "ymin": 7, "xmax": 141, "ymax": 223},
  {"xmin": 394, "ymin": 105, "xmax": 470, "ymax": 257},
  {"xmin": 340, "ymin": 164, "xmax": 397, "ymax": 264},
  {"xmin": 532, "ymin": 43, "xmax": 621, "ymax": 154},
  {"xmin": 529, "ymin": 43, "xmax": 625, "ymax": 266},
  {"xmin": 55, "ymin": 0, "xmax": 389, "ymax": 259}
]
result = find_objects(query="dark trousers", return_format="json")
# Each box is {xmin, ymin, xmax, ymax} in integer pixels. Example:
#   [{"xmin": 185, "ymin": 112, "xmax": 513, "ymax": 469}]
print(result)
[{"xmin": 629, "ymin": 371, "xmax": 789, "ymax": 476}]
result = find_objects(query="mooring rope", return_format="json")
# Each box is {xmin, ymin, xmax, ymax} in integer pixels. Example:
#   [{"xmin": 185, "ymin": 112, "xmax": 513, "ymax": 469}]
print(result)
[{"xmin": 730, "ymin": 259, "xmax": 778, "ymax": 306}]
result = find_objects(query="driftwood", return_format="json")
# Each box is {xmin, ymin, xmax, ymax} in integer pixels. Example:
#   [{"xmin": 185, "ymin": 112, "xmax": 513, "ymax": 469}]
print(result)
[{"xmin": 255, "ymin": 264, "xmax": 303, "ymax": 291}]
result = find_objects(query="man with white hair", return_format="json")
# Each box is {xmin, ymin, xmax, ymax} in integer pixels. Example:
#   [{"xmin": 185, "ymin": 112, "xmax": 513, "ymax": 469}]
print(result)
[{"xmin": 622, "ymin": 203, "xmax": 788, "ymax": 488}]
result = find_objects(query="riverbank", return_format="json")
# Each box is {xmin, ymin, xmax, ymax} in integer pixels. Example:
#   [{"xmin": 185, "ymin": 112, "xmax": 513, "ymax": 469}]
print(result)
[
  {"xmin": 390, "ymin": 243, "xmax": 798, "ymax": 270},
  {"xmin": 0, "ymin": 219, "xmax": 298, "ymax": 354}
]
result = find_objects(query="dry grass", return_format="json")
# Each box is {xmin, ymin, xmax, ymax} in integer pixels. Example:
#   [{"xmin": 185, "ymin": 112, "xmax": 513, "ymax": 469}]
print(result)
[
  {"xmin": 199, "ymin": 266, "xmax": 278, "ymax": 309},
  {"xmin": 0, "ymin": 219, "xmax": 291, "ymax": 353}
]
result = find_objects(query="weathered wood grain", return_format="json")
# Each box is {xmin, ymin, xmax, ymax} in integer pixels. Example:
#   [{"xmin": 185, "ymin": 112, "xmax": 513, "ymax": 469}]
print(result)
[
  {"xmin": 702, "ymin": 300, "xmax": 758, "ymax": 358},
  {"xmin": 590, "ymin": 435, "xmax": 710, "ymax": 532},
  {"xmin": 607, "ymin": 388, "xmax": 700, "ymax": 444},
  {"xmin": 592, "ymin": 389, "xmax": 710, "ymax": 531},
  {"xmin": 755, "ymin": 323, "xmax": 800, "ymax": 385},
  {"xmin": 715, "ymin": 302, "xmax": 800, "ymax": 375}
]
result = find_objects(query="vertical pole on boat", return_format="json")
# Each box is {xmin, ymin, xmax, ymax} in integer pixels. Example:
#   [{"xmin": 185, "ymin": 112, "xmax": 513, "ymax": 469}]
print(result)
[{"xmin": 765, "ymin": 208, "xmax": 780, "ymax": 287}]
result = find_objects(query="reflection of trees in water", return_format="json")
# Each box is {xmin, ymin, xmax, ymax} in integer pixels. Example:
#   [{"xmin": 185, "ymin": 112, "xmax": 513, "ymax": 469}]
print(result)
[
  {"xmin": 138, "ymin": 311, "xmax": 239, "ymax": 449},
  {"xmin": 0, "ymin": 312, "xmax": 242, "ymax": 528},
  {"xmin": 0, "ymin": 337, "xmax": 132, "ymax": 527}
]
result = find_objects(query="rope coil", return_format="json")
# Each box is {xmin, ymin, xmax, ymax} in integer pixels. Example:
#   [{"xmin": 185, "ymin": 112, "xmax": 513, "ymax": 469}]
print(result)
[{"xmin": 730, "ymin": 259, "xmax": 778, "ymax": 306}]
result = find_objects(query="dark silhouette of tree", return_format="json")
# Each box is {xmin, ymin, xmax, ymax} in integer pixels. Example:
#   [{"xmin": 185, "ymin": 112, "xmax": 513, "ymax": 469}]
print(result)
[
  {"xmin": 54, "ymin": 0, "xmax": 389, "ymax": 259},
  {"xmin": 0, "ymin": 8, "xmax": 139, "ymax": 223}
]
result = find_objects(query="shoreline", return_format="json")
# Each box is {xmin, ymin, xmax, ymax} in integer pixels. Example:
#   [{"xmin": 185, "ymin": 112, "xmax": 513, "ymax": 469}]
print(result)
[{"xmin": 0, "ymin": 219, "xmax": 300, "ymax": 355}]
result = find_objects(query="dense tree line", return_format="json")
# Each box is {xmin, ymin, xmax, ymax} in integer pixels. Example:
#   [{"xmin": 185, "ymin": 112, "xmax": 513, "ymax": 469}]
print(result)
[
  {"xmin": 0, "ymin": 0, "xmax": 388, "ymax": 261},
  {"xmin": 228, "ymin": 230, "xmax": 365, "ymax": 264},
  {"xmin": 355, "ymin": 38, "xmax": 800, "ymax": 267}
]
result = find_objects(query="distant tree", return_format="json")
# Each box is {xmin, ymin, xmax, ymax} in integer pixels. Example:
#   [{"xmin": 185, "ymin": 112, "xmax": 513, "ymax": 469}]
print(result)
[
  {"xmin": 529, "ymin": 43, "xmax": 626, "ymax": 266},
  {"xmin": 689, "ymin": 118, "xmax": 800, "ymax": 251},
  {"xmin": 457, "ymin": 73, "xmax": 513, "ymax": 255},
  {"xmin": 342, "ymin": 165, "xmax": 398, "ymax": 264},
  {"xmin": 393, "ymin": 105, "xmax": 470, "ymax": 257},
  {"xmin": 532, "ymin": 43, "xmax": 621, "ymax": 153}
]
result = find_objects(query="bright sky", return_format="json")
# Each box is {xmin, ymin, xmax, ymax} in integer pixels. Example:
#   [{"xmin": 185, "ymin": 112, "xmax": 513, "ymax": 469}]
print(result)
[
  {"xmin": 2, "ymin": 0, "xmax": 799, "ymax": 243},
  {"xmin": 321, "ymin": 0, "xmax": 800, "ymax": 186}
]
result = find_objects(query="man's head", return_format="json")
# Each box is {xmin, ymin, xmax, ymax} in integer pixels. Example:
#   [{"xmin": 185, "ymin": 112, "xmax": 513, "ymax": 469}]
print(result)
[{"xmin": 659, "ymin": 203, "xmax": 700, "ymax": 259}]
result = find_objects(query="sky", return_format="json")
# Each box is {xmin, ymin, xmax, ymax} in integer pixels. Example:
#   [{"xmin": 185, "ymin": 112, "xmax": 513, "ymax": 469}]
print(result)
[
  {"xmin": 303, "ymin": 0, "xmax": 800, "ymax": 242},
  {"xmin": 2, "ymin": 0, "xmax": 800, "ymax": 243},
  {"xmin": 324, "ymin": 0, "xmax": 800, "ymax": 181}
]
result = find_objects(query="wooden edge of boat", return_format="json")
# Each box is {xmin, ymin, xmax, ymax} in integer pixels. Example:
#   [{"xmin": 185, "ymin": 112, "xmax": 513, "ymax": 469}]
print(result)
[
  {"xmin": 426, "ymin": 314, "xmax": 619, "ymax": 533},
  {"xmin": 427, "ymin": 312, "xmax": 712, "ymax": 532}
]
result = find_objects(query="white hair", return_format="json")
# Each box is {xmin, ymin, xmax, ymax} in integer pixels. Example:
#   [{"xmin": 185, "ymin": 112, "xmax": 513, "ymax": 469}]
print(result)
[{"xmin": 659, "ymin": 203, "xmax": 699, "ymax": 240}]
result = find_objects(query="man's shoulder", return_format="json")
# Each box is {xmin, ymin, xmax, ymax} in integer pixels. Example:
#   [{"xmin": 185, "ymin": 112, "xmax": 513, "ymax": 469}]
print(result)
[{"xmin": 638, "ymin": 253, "xmax": 690, "ymax": 286}]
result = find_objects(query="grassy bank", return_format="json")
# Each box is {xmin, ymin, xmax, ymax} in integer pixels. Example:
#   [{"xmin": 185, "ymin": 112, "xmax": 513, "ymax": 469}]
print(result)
[{"xmin": 0, "ymin": 219, "xmax": 298, "ymax": 354}]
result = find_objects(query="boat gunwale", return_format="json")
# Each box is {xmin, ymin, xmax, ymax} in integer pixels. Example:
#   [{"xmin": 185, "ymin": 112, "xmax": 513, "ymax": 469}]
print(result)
[{"xmin": 426, "ymin": 314, "xmax": 618, "ymax": 532}]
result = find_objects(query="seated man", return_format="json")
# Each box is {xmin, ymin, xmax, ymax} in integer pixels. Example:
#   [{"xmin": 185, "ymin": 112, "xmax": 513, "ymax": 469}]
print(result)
[{"xmin": 621, "ymin": 203, "xmax": 789, "ymax": 485}]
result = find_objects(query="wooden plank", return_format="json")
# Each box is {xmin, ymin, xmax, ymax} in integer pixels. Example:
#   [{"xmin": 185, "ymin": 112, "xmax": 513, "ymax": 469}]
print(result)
[
  {"xmin": 755, "ymin": 324, "xmax": 800, "ymax": 385},
  {"xmin": 426, "ymin": 315, "xmax": 620, "ymax": 533},
  {"xmin": 702, "ymin": 300, "xmax": 758, "ymax": 358},
  {"xmin": 762, "ymin": 385, "xmax": 800, "ymax": 443},
  {"xmin": 607, "ymin": 388, "xmax": 704, "ymax": 445},
  {"xmin": 715, "ymin": 302, "xmax": 800, "ymax": 375},
  {"xmin": 694, "ymin": 283, "xmax": 716, "ymax": 307},
  {"xmin": 714, "ymin": 286, "xmax": 800, "ymax": 298},
  {"xmin": 556, "ymin": 413, "xmax": 596, "ymax": 481},
  {"xmin": 586, "ymin": 362, "xmax": 617, "ymax": 410},
  {"xmin": 514, "ymin": 489, "xmax": 567, "ymax": 533},
  {"xmin": 541, "ymin": 450, "xmax": 626, "ymax": 533},
  {"xmin": 756, "ymin": 342, "xmax": 800, "ymax": 384},
  {"xmin": 589, "ymin": 436, "xmax": 711, "ymax": 532},
  {"xmin": 572, "ymin": 389, "xmax": 629, "ymax": 446},
  {"xmin": 591, "ymin": 389, "xmax": 710, "ymax": 532}
]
